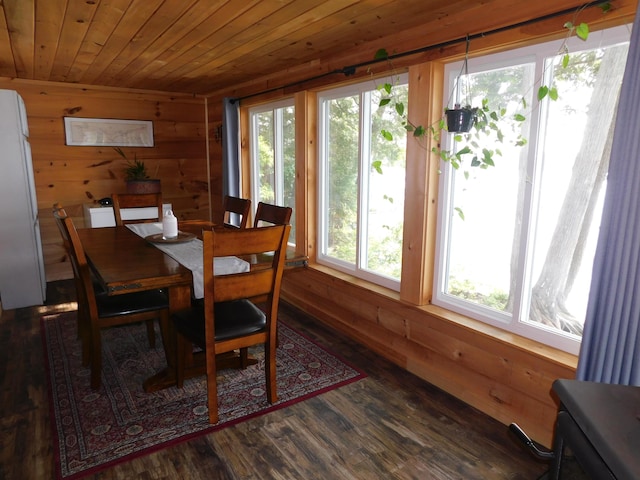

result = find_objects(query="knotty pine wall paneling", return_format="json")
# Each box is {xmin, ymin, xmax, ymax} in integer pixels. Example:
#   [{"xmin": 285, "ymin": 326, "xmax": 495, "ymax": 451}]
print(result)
[
  {"xmin": 281, "ymin": 267, "xmax": 576, "ymax": 448},
  {"xmin": 0, "ymin": 79, "xmax": 209, "ymax": 281}
]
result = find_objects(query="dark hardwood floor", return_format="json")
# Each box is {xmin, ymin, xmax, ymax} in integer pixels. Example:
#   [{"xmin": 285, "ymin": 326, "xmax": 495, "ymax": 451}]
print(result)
[{"xmin": 1, "ymin": 280, "xmax": 573, "ymax": 479}]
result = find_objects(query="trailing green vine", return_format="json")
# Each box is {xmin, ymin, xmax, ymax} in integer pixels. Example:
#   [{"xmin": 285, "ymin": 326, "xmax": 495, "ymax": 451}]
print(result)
[{"xmin": 375, "ymin": 2, "xmax": 610, "ymax": 174}]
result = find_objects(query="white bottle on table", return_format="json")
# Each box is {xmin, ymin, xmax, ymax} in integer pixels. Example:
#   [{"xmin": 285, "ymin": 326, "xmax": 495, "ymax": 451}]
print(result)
[{"xmin": 162, "ymin": 209, "xmax": 178, "ymax": 240}]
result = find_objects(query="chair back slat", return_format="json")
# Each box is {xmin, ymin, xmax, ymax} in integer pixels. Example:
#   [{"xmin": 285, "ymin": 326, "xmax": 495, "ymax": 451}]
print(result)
[
  {"xmin": 112, "ymin": 193, "xmax": 163, "ymax": 226},
  {"xmin": 202, "ymin": 225, "xmax": 290, "ymax": 316},
  {"xmin": 222, "ymin": 195, "xmax": 251, "ymax": 229},
  {"xmin": 253, "ymin": 202, "xmax": 292, "ymax": 227}
]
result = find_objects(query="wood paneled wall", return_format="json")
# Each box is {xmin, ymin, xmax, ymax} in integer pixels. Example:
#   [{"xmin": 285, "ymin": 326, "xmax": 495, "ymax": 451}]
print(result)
[
  {"xmin": 281, "ymin": 267, "xmax": 576, "ymax": 448},
  {"xmin": 0, "ymin": 79, "xmax": 210, "ymax": 281}
]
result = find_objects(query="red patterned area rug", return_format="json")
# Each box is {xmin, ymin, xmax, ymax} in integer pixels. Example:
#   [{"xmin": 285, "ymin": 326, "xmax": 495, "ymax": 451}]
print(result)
[{"xmin": 41, "ymin": 309, "xmax": 365, "ymax": 479}]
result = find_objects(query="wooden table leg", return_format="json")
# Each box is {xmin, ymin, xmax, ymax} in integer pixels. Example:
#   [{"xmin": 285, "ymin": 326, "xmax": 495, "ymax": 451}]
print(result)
[{"xmin": 144, "ymin": 282, "xmax": 190, "ymax": 392}]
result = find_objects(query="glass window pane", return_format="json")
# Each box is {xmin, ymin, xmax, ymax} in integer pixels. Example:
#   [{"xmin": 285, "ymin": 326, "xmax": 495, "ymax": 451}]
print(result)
[
  {"xmin": 256, "ymin": 111, "xmax": 275, "ymax": 203},
  {"xmin": 250, "ymin": 102, "xmax": 296, "ymax": 246},
  {"xmin": 435, "ymin": 26, "xmax": 631, "ymax": 353},
  {"xmin": 325, "ymin": 95, "xmax": 360, "ymax": 264},
  {"xmin": 445, "ymin": 64, "xmax": 534, "ymax": 313},
  {"xmin": 525, "ymin": 43, "xmax": 629, "ymax": 337},
  {"xmin": 282, "ymin": 105, "xmax": 296, "ymax": 241},
  {"xmin": 364, "ymin": 86, "xmax": 407, "ymax": 279}
]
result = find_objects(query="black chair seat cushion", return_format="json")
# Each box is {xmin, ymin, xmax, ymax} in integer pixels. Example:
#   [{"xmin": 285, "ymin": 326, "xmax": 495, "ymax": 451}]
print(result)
[
  {"xmin": 172, "ymin": 299, "xmax": 266, "ymax": 347},
  {"xmin": 96, "ymin": 289, "xmax": 168, "ymax": 318}
]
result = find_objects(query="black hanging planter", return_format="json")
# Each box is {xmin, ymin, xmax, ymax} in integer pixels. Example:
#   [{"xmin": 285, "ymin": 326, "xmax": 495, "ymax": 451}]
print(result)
[{"xmin": 445, "ymin": 106, "xmax": 477, "ymax": 133}]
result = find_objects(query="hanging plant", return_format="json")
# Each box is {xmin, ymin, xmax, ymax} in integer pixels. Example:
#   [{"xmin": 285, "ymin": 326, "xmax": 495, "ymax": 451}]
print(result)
[
  {"xmin": 445, "ymin": 104, "xmax": 477, "ymax": 133},
  {"xmin": 375, "ymin": 2, "xmax": 610, "ymax": 173},
  {"xmin": 374, "ymin": 46, "xmax": 522, "ymax": 174}
]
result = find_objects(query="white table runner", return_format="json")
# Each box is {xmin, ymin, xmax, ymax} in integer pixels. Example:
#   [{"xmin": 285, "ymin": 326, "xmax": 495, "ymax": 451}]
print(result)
[{"xmin": 126, "ymin": 223, "xmax": 250, "ymax": 299}]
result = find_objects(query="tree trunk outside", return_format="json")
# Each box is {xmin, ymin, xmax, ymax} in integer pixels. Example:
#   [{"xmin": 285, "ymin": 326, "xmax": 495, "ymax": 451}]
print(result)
[{"xmin": 528, "ymin": 44, "xmax": 629, "ymax": 334}]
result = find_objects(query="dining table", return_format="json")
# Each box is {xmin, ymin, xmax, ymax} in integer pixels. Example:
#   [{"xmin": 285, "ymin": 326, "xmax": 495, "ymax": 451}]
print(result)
[{"xmin": 77, "ymin": 221, "xmax": 251, "ymax": 392}]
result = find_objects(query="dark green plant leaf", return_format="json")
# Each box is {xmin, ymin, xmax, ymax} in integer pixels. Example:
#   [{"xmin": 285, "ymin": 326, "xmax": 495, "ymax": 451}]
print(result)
[
  {"xmin": 599, "ymin": 2, "xmax": 612, "ymax": 13},
  {"xmin": 374, "ymin": 48, "xmax": 389, "ymax": 59},
  {"xmin": 457, "ymin": 146, "xmax": 472, "ymax": 156},
  {"xmin": 379, "ymin": 98, "xmax": 391, "ymax": 107},
  {"xmin": 395, "ymin": 102, "xmax": 405, "ymax": 116},
  {"xmin": 381, "ymin": 130, "xmax": 393, "ymax": 141},
  {"xmin": 538, "ymin": 86, "xmax": 549, "ymax": 100},
  {"xmin": 413, "ymin": 125, "xmax": 425, "ymax": 137},
  {"xmin": 482, "ymin": 149, "xmax": 495, "ymax": 166},
  {"xmin": 514, "ymin": 113, "xmax": 526, "ymax": 122}
]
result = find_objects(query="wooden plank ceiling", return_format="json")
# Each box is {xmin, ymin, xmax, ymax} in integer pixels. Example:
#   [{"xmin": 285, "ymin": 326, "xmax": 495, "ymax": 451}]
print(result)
[{"xmin": 0, "ymin": 0, "xmax": 626, "ymax": 97}]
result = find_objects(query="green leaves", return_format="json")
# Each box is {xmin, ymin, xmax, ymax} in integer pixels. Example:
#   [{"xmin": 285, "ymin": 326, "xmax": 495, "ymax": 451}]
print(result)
[
  {"xmin": 576, "ymin": 22, "xmax": 590, "ymax": 41},
  {"xmin": 374, "ymin": 48, "xmax": 389, "ymax": 60},
  {"xmin": 538, "ymin": 85, "xmax": 558, "ymax": 101},
  {"xmin": 564, "ymin": 21, "xmax": 590, "ymax": 41},
  {"xmin": 371, "ymin": 160, "xmax": 383, "ymax": 174}
]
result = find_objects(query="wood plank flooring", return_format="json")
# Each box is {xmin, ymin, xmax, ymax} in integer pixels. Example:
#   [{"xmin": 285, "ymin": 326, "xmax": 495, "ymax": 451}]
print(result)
[{"xmin": 1, "ymin": 280, "xmax": 577, "ymax": 479}]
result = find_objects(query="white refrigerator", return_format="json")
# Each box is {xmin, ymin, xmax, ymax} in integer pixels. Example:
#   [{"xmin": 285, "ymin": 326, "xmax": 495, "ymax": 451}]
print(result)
[{"xmin": 0, "ymin": 89, "xmax": 46, "ymax": 309}]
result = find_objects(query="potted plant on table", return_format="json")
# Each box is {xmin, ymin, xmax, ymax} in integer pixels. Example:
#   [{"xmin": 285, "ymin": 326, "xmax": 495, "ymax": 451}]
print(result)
[{"xmin": 116, "ymin": 147, "xmax": 161, "ymax": 194}]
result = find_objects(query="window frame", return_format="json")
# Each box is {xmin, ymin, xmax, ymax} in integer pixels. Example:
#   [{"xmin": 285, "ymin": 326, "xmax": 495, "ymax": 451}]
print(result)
[
  {"xmin": 248, "ymin": 97, "xmax": 296, "ymax": 243},
  {"xmin": 433, "ymin": 25, "xmax": 631, "ymax": 355},
  {"xmin": 317, "ymin": 75, "xmax": 408, "ymax": 291}
]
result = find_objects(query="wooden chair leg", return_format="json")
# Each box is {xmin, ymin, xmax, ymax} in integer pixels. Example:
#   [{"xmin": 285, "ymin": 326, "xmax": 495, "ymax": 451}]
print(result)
[
  {"xmin": 175, "ymin": 335, "xmax": 187, "ymax": 388},
  {"xmin": 79, "ymin": 315, "xmax": 91, "ymax": 367},
  {"xmin": 265, "ymin": 341, "xmax": 277, "ymax": 404},
  {"xmin": 206, "ymin": 354, "xmax": 219, "ymax": 424},
  {"xmin": 90, "ymin": 327, "xmax": 102, "ymax": 390},
  {"xmin": 240, "ymin": 347, "xmax": 249, "ymax": 368},
  {"xmin": 145, "ymin": 319, "xmax": 156, "ymax": 348}
]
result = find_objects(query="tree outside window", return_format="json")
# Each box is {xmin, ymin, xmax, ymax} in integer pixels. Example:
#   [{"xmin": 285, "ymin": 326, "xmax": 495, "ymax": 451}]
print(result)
[
  {"xmin": 249, "ymin": 100, "xmax": 296, "ymax": 243},
  {"xmin": 434, "ymin": 26, "xmax": 630, "ymax": 354},
  {"xmin": 318, "ymin": 78, "xmax": 407, "ymax": 288}
]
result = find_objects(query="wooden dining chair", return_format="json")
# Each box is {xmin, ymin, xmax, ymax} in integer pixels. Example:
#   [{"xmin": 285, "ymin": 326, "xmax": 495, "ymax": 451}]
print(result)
[
  {"xmin": 253, "ymin": 202, "xmax": 292, "ymax": 227},
  {"xmin": 53, "ymin": 203, "xmax": 89, "ymax": 347},
  {"xmin": 112, "ymin": 192, "xmax": 164, "ymax": 226},
  {"xmin": 55, "ymin": 208, "xmax": 170, "ymax": 389},
  {"xmin": 222, "ymin": 195, "xmax": 251, "ymax": 229},
  {"xmin": 171, "ymin": 224, "xmax": 291, "ymax": 424}
]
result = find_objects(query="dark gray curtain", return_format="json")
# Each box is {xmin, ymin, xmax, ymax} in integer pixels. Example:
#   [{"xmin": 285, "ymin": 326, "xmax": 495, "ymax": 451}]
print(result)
[
  {"xmin": 222, "ymin": 97, "xmax": 240, "ymax": 199},
  {"xmin": 576, "ymin": 14, "xmax": 640, "ymax": 385}
]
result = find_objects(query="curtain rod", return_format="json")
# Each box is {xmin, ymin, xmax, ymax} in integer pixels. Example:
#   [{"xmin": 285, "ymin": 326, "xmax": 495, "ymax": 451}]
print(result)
[{"xmin": 234, "ymin": 1, "xmax": 608, "ymax": 103}]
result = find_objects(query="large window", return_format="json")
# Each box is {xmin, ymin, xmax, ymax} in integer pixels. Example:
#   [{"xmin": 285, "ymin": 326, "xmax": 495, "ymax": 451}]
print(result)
[
  {"xmin": 434, "ymin": 26, "xmax": 631, "ymax": 354},
  {"xmin": 249, "ymin": 99, "xmax": 296, "ymax": 243},
  {"xmin": 318, "ymin": 77, "xmax": 407, "ymax": 289}
]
